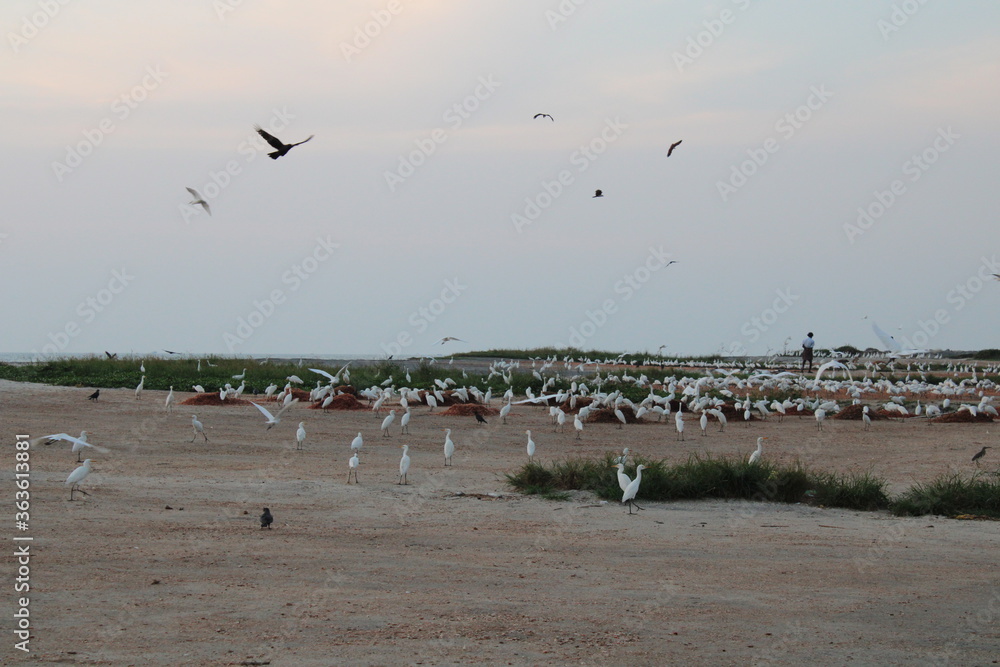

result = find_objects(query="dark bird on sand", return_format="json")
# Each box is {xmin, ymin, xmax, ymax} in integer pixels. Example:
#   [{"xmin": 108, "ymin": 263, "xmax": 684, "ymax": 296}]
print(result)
[
  {"xmin": 254, "ymin": 125, "xmax": 314, "ymax": 160},
  {"xmin": 667, "ymin": 140, "xmax": 683, "ymax": 157},
  {"xmin": 534, "ymin": 113, "xmax": 554, "ymax": 121},
  {"xmin": 972, "ymin": 446, "xmax": 991, "ymax": 464},
  {"xmin": 593, "ymin": 189, "xmax": 603, "ymax": 198},
  {"xmin": 88, "ymin": 389, "xmax": 100, "ymax": 401},
  {"xmin": 475, "ymin": 412, "xmax": 488, "ymax": 425},
  {"xmin": 260, "ymin": 507, "xmax": 273, "ymax": 529}
]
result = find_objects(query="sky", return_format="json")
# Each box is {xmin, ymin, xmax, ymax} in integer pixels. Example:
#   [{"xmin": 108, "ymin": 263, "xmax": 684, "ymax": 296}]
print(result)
[{"xmin": 2, "ymin": 1, "xmax": 998, "ymax": 359}]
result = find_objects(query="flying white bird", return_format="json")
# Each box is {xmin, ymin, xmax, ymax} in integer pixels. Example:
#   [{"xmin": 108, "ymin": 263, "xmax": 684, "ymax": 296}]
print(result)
[
  {"xmin": 34, "ymin": 431, "xmax": 110, "ymax": 461},
  {"xmin": 435, "ymin": 337, "xmax": 465, "ymax": 345},
  {"xmin": 185, "ymin": 187, "xmax": 211, "ymax": 215},
  {"xmin": 251, "ymin": 399, "xmax": 299, "ymax": 430}
]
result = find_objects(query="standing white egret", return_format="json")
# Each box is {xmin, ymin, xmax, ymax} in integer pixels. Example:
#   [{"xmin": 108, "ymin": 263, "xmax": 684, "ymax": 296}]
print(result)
[
  {"xmin": 699, "ymin": 411, "xmax": 708, "ymax": 436},
  {"xmin": 232, "ymin": 368, "xmax": 247, "ymax": 380},
  {"xmin": 526, "ymin": 430, "xmax": 536, "ymax": 461},
  {"xmin": 400, "ymin": 409, "xmax": 411, "ymax": 435},
  {"xmin": 296, "ymin": 422, "xmax": 306, "ymax": 450},
  {"xmin": 190, "ymin": 415, "xmax": 209, "ymax": 442},
  {"xmin": 381, "ymin": 409, "xmax": 397, "ymax": 438},
  {"xmin": 615, "ymin": 447, "xmax": 630, "ymax": 465},
  {"xmin": 614, "ymin": 407, "xmax": 627, "ymax": 429},
  {"xmin": 348, "ymin": 452, "xmax": 359, "ymax": 483},
  {"xmin": 351, "ymin": 432, "xmax": 363, "ymax": 457},
  {"xmin": 66, "ymin": 459, "xmax": 93, "ymax": 500},
  {"xmin": 622, "ymin": 464, "xmax": 647, "ymax": 515},
  {"xmin": 574, "ymin": 414, "xmax": 584, "ymax": 440},
  {"xmin": 815, "ymin": 408, "xmax": 827, "ymax": 431},
  {"xmin": 613, "ymin": 463, "xmax": 632, "ymax": 493},
  {"xmin": 444, "ymin": 429, "xmax": 455, "ymax": 466},
  {"xmin": 556, "ymin": 410, "xmax": 567, "ymax": 432},
  {"xmin": 862, "ymin": 406, "xmax": 872, "ymax": 431},
  {"xmin": 675, "ymin": 411, "xmax": 685, "ymax": 441},
  {"xmin": 748, "ymin": 437, "xmax": 766, "ymax": 465},
  {"xmin": 135, "ymin": 375, "xmax": 145, "ymax": 400},
  {"xmin": 165, "ymin": 386, "xmax": 175, "ymax": 413},
  {"xmin": 321, "ymin": 394, "xmax": 335, "ymax": 411},
  {"xmin": 499, "ymin": 400, "xmax": 511, "ymax": 424},
  {"xmin": 140, "ymin": 361, "xmax": 145, "ymax": 373},
  {"xmin": 250, "ymin": 399, "xmax": 299, "ymax": 430},
  {"xmin": 398, "ymin": 445, "xmax": 411, "ymax": 484}
]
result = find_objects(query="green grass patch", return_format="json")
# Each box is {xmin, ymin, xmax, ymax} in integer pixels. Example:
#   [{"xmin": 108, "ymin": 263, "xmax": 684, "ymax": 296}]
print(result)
[{"xmin": 891, "ymin": 473, "xmax": 1000, "ymax": 518}]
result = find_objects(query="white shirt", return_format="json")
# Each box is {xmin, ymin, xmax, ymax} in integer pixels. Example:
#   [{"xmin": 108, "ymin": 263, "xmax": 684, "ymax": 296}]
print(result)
[{"xmin": 802, "ymin": 337, "xmax": 815, "ymax": 349}]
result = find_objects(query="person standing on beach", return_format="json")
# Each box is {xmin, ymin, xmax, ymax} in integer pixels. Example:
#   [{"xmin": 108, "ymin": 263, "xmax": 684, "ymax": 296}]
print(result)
[{"xmin": 801, "ymin": 332, "xmax": 815, "ymax": 372}]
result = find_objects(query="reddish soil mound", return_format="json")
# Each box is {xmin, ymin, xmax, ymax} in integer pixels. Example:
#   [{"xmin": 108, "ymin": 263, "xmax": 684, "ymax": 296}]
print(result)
[
  {"xmin": 308, "ymin": 394, "xmax": 367, "ymax": 411},
  {"xmin": 179, "ymin": 393, "xmax": 251, "ymax": 407},
  {"xmin": 438, "ymin": 404, "xmax": 500, "ymax": 417},
  {"xmin": 557, "ymin": 397, "xmax": 595, "ymax": 414},
  {"xmin": 334, "ymin": 385, "xmax": 356, "ymax": 396},
  {"xmin": 586, "ymin": 405, "xmax": 644, "ymax": 424},
  {"xmin": 289, "ymin": 388, "xmax": 311, "ymax": 401},
  {"xmin": 833, "ymin": 404, "xmax": 890, "ymax": 421},
  {"xmin": 930, "ymin": 410, "xmax": 994, "ymax": 423}
]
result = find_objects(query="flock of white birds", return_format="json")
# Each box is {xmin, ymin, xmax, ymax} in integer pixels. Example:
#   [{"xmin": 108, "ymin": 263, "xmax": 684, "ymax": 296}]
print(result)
[{"xmin": 36, "ymin": 353, "xmax": 999, "ymax": 509}]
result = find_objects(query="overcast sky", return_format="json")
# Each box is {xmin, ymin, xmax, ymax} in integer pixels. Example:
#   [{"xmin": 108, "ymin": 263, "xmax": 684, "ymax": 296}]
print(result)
[{"xmin": 3, "ymin": 1, "xmax": 998, "ymax": 359}]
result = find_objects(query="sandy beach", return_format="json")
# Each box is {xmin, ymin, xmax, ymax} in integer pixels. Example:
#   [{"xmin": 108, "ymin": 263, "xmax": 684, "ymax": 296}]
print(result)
[{"xmin": 5, "ymin": 376, "xmax": 1000, "ymax": 665}]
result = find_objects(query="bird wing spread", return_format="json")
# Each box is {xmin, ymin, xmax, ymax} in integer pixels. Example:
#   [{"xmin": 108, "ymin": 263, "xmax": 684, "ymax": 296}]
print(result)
[
  {"xmin": 251, "ymin": 402, "xmax": 276, "ymax": 421},
  {"xmin": 254, "ymin": 125, "xmax": 286, "ymax": 150}
]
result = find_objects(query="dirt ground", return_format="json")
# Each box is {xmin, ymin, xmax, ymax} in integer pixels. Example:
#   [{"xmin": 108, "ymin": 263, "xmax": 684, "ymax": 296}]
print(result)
[{"xmin": 3, "ymin": 377, "xmax": 1000, "ymax": 666}]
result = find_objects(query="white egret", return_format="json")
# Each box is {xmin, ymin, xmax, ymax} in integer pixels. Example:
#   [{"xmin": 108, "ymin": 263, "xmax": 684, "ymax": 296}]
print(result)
[
  {"xmin": 815, "ymin": 408, "xmax": 827, "ymax": 431},
  {"xmin": 192, "ymin": 384, "xmax": 205, "ymax": 393},
  {"xmin": 574, "ymin": 414, "xmax": 584, "ymax": 440},
  {"xmin": 348, "ymin": 453, "xmax": 359, "ymax": 483},
  {"xmin": 381, "ymin": 409, "xmax": 397, "ymax": 438},
  {"xmin": 615, "ymin": 447, "xmax": 630, "ymax": 465},
  {"xmin": 35, "ymin": 432, "xmax": 110, "ymax": 461},
  {"xmin": 321, "ymin": 394, "xmax": 334, "ymax": 411},
  {"xmin": 135, "ymin": 375, "xmax": 145, "ymax": 400},
  {"xmin": 675, "ymin": 411, "xmax": 685, "ymax": 441},
  {"xmin": 862, "ymin": 406, "xmax": 872, "ymax": 430},
  {"xmin": 748, "ymin": 437, "xmax": 766, "ymax": 465},
  {"xmin": 444, "ymin": 429, "xmax": 455, "ymax": 466},
  {"xmin": 400, "ymin": 409, "xmax": 411, "ymax": 435},
  {"xmin": 286, "ymin": 375, "xmax": 304, "ymax": 384},
  {"xmin": 526, "ymin": 430, "xmax": 536, "ymax": 461},
  {"xmin": 614, "ymin": 407, "xmax": 627, "ymax": 429},
  {"xmin": 699, "ymin": 411, "xmax": 708, "ymax": 436},
  {"xmin": 165, "ymin": 386, "xmax": 175, "ymax": 413},
  {"xmin": 613, "ymin": 463, "xmax": 632, "ymax": 493},
  {"xmin": 622, "ymin": 464, "xmax": 647, "ymax": 515},
  {"xmin": 191, "ymin": 415, "xmax": 209, "ymax": 442},
  {"xmin": 251, "ymin": 399, "xmax": 299, "ymax": 430},
  {"xmin": 296, "ymin": 422, "xmax": 306, "ymax": 450},
  {"xmin": 351, "ymin": 432, "xmax": 363, "ymax": 456},
  {"xmin": 232, "ymin": 368, "xmax": 246, "ymax": 380},
  {"xmin": 66, "ymin": 459, "xmax": 93, "ymax": 500},
  {"xmin": 186, "ymin": 187, "xmax": 211, "ymax": 215},
  {"xmin": 499, "ymin": 401, "xmax": 511, "ymax": 424},
  {"xmin": 398, "ymin": 445, "xmax": 411, "ymax": 484}
]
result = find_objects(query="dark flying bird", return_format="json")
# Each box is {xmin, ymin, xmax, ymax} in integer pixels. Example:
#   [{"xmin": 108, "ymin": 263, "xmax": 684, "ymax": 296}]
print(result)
[
  {"xmin": 435, "ymin": 337, "xmax": 465, "ymax": 345},
  {"xmin": 593, "ymin": 189, "xmax": 603, "ymax": 198},
  {"xmin": 993, "ymin": 274, "xmax": 1000, "ymax": 281},
  {"xmin": 533, "ymin": 113, "xmax": 554, "ymax": 122},
  {"xmin": 185, "ymin": 187, "xmax": 211, "ymax": 215},
  {"xmin": 474, "ymin": 412, "xmax": 488, "ymax": 425},
  {"xmin": 667, "ymin": 140, "xmax": 683, "ymax": 157},
  {"xmin": 105, "ymin": 351, "xmax": 117, "ymax": 360},
  {"xmin": 88, "ymin": 389, "xmax": 100, "ymax": 401},
  {"xmin": 260, "ymin": 507, "xmax": 273, "ymax": 529},
  {"xmin": 254, "ymin": 125, "xmax": 314, "ymax": 160},
  {"xmin": 972, "ymin": 446, "xmax": 991, "ymax": 464}
]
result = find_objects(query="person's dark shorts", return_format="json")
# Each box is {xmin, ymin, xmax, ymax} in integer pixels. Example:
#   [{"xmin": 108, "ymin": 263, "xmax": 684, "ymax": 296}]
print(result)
[{"xmin": 802, "ymin": 348, "xmax": 814, "ymax": 362}]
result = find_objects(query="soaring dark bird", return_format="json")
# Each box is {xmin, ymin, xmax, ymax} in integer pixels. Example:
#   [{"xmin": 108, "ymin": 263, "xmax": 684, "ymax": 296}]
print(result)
[
  {"xmin": 105, "ymin": 351, "xmax": 117, "ymax": 360},
  {"xmin": 260, "ymin": 507, "xmax": 273, "ymax": 529},
  {"xmin": 88, "ymin": 389, "xmax": 100, "ymax": 401},
  {"xmin": 593, "ymin": 189, "xmax": 603, "ymax": 198},
  {"xmin": 667, "ymin": 140, "xmax": 683, "ymax": 157},
  {"xmin": 533, "ymin": 113, "xmax": 554, "ymax": 122},
  {"xmin": 474, "ymin": 412, "xmax": 488, "ymax": 425},
  {"xmin": 972, "ymin": 446, "xmax": 991, "ymax": 464},
  {"xmin": 254, "ymin": 125, "xmax": 314, "ymax": 160}
]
